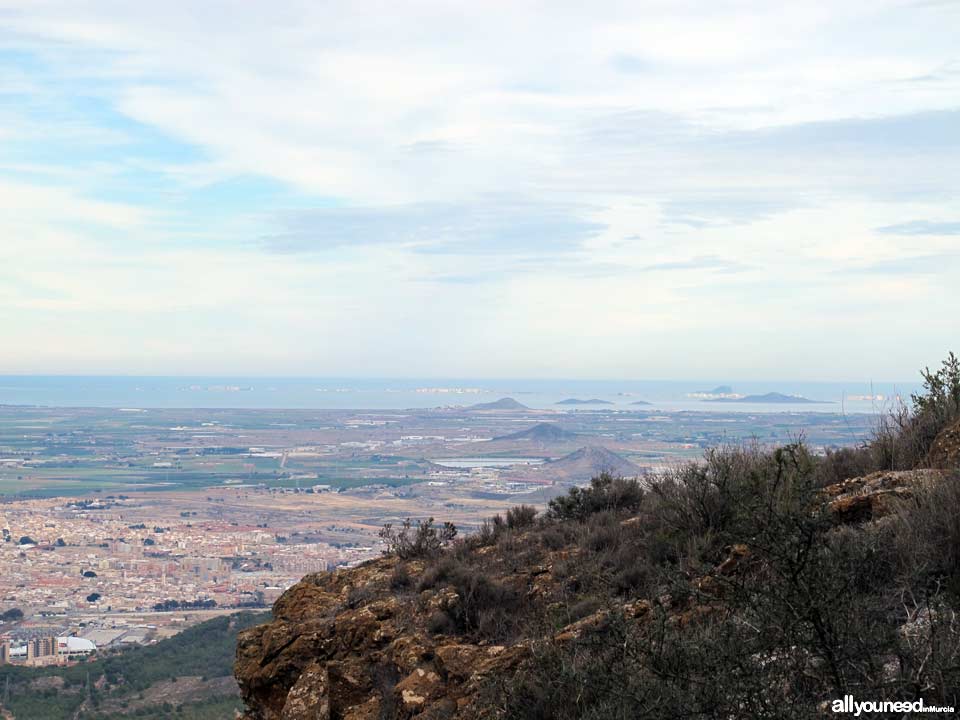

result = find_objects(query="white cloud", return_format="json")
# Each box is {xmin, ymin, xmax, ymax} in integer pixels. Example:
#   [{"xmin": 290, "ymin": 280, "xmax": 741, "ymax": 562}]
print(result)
[{"xmin": 0, "ymin": 0, "xmax": 957, "ymax": 377}]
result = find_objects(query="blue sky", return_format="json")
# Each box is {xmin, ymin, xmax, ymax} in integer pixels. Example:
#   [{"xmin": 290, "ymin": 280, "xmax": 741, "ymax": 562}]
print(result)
[{"xmin": 0, "ymin": 1, "xmax": 957, "ymax": 379}]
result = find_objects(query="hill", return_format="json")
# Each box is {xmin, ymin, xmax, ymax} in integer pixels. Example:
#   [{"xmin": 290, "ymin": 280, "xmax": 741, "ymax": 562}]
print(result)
[
  {"xmin": 235, "ymin": 354, "xmax": 960, "ymax": 720},
  {"xmin": 543, "ymin": 445, "xmax": 641, "ymax": 479},
  {"xmin": 556, "ymin": 398, "xmax": 613, "ymax": 405},
  {"xmin": 705, "ymin": 391, "xmax": 830, "ymax": 404},
  {"xmin": 493, "ymin": 422, "xmax": 577, "ymax": 442},
  {"xmin": 466, "ymin": 397, "xmax": 529, "ymax": 411},
  {"xmin": 0, "ymin": 611, "xmax": 266, "ymax": 720}
]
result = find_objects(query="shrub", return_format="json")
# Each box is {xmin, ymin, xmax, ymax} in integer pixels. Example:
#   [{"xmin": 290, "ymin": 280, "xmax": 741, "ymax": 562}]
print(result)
[
  {"xmin": 427, "ymin": 610, "xmax": 456, "ymax": 635},
  {"xmin": 417, "ymin": 555, "xmax": 522, "ymax": 640},
  {"xmin": 379, "ymin": 517, "xmax": 457, "ymax": 560},
  {"xmin": 538, "ymin": 522, "xmax": 574, "ymax": 550},
  {"xmin": 346, "ymin": 584, "xmax": 377, "ymax": 608},
  {"xmin": 547, "ymin": 472, "xmax": 645, "ymax": 521},
  {"xmin": 389, "ymin": 563, "xmax": 413, "ymax": 591},
  {"xmin": 650, "ymin": 443, "xmax": 817, "ymax": 562},
  {"xmin": 892, "ymin": 471, "xmax": 960, "ymax": 595},
  {"xmin": 471, "ymin": 505, "xmax": 539, "ymax": 548},
  {"xmin": 913, "ymin": 352, "xmax": 960, "ymax": 426},
  {"xmin": 505, "ymin": 505, "xmax": 538, "ymax": 529}
]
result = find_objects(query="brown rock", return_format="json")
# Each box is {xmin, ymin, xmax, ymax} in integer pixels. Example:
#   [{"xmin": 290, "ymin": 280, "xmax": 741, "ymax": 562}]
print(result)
[
  {"xmin": 327, "ymin": 660, "xmax": 372, "ymax": 716},
  {"xmin": 929, "ymin": 419, "xmax": 960, "ymax": 469},
  {"xmin": 554, "ymin": 609, "xmax": 610, "ymax": 643},
  {"xmin": 236, "ymin": 619, "xmax": 336, "ymax": 720},
  {"xmin": 280, "ymin": 662, "xmax": 329, "ymax": 720},
  {"xmin": 386, "ymin": 635, "xmax": 434, "ymax": 674},
  {"xmin": 468, "ymin": 644, "xmax": 530, "ymax": 683},
  {"xmin": 435, "ymin": 644, "xmax": 485, "ymax": 680},
  {"xmin": 334, "ymin": 606, "xmax": 392, "ymax": 652},
  {"xmin": 394, "ymin": 667, "xmax": 444, "ymax": 710},
  {"xmin": 623, "ymin": 599, "xmax": 652, "ymax": 619},
  {"xmin": 423, "ymin": 587, "xmax": 460, "ymax": 613},
  {"xmin": 717, "ymin": 544, "xmax": 751, "ymax": 575},
  {"xmin": 341, "ymin": 697, "xmax": 381, "ymax": 720},
  {"xmin": 824, "ymin": 470, "xmax": 942, "ymax": 524}
]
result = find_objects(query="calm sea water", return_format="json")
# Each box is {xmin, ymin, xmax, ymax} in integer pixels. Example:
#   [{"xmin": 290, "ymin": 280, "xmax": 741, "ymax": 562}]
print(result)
[{"xmin": 0, "ymin": 376, "xmax": 920, "ymax": 414}]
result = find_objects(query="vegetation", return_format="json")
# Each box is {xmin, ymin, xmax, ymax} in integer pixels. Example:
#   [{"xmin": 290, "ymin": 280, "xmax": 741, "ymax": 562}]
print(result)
[
  {"xmin": 151, "ymin": 599, "xmax": 217, "ymax": 611},
  {"xmin": 0, "ymin": 611, "xmax": 266, "ymax": 720},
  {"xmin": 378, "ymin": 517, "xmax": 457, "ymax": 559},
  {"xmin": 546, "ymin": 471, "xmax": 645, "ymax": 521},
  {"xmin": 818, "ymin": 351, "xmax": 960, "ymax": 481},
  {"xmin": 376, "ymin": 352, "xmax": 960, "ymax": 718},
  {"xmin": 1, "ymin": 607, "xmax": 23, "ymax": 621}
]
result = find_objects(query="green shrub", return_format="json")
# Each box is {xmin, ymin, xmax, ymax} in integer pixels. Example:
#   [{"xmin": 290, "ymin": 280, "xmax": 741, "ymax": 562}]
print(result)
[
  {"xmin": 505, "ymin": 505, "xmax": 538, "ymax": 529},
  {"xmin": 547, "ymin": 472, "xmax": 645, "ymax": 521}
]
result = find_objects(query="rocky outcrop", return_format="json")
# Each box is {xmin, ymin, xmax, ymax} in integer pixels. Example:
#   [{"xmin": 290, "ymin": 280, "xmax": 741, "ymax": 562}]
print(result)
[
  {"xmin": 929, "ymin": 418, "xmax": 960, "ymax": 469},
  {"xmin": 235, "ymin": 555, "xmax": 534, "ymax": 720},
  {"xmin": 821, "ymin": 469, "xmax": 942, "ymax": 524}
]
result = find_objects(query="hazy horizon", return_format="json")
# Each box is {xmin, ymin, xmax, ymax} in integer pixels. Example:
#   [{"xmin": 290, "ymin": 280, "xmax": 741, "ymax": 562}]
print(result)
[
  {"xmin": 0, "ymin": 374, "xmax": 922, "ymax": 413},
  {"xmin": 0, "ymin": 371, "xmax": 924, "ymax": 384},
  {"xmin": 2, "ymin": 1, "xmax": 957, "ymax": 379}
]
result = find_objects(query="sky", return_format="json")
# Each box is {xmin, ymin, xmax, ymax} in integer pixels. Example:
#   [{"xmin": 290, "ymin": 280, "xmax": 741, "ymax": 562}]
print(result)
[{"xmin": 0, "ymin": 0, "xmax": 957, "ymax": 381}]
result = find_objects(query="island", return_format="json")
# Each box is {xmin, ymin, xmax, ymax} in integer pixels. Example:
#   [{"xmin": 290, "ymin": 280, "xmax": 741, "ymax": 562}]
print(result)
[
  {"xmin": 466, "ymin": 397, "xmax": 530, "ymax": 411},
  {"xmin": 556, "ymin": 398, "xmax": 614, "ymax": 405},
  {"xmin": 704, "ymin": 392, "xmax": 832, "ymax": 404}
]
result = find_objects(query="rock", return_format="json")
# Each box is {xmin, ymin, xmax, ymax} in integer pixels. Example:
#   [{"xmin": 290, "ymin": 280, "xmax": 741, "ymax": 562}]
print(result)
[
  {"xmin": 423, "ymin": 587, "xmax": 460, "ymax": 613},
  {"xmin": 716, "ymin": 544, "xmax": 751, "ymax": 575},
  {"xmin": 435, "ymin": 644, "xmax": 485, "ymax": 680},
  {"xmin": 554, "ymin": 609, "xmax": 610, "ymax": 643},
  {"xmin": 327, "ymin": 660, "xmax": 372, "ymax": 715},
  {"xmin": 281, "ymin": 662, "xmax": 329, "ymax": 720},
  {"xmin": 929, "ymin": 418, "xmax": 960, "ymax": 469},
  {"xmin": 342, "ymin": 697, "xmax": 381, "ymax": 720},
  {"xmin": 823, "ymin": 470, "xmax": 942, "ymax": 524},
  {"xmin": 394, "ymin": 667, "xmax": 444, "ymax": 709},
  {"xmin": 334, "ymin": 605, "xmax": 394, "ymax": 651},
  {"xmin": 623, "ymin": 599, "xmax": 652, "ymax": 619},
  {"xmin": 386, "ymin": 635, "xmax": 434, "ymax": 674},
  {"xmin": 236, "ymin": 619, "xmax": 336, "ymax": 720}
]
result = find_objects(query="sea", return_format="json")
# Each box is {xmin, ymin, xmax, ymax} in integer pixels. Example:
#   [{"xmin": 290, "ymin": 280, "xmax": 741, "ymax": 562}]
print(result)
[{"xmin": 0, "ymin": 376, "xmax": 920, "ymax": 414}]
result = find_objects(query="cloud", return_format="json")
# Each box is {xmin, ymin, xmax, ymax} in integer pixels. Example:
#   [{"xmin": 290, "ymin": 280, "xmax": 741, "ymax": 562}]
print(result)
[
  {"xmin": 841, "ymin": 253, "xmax": 960, "ymax": 275},
  {"xmin": 875, "ymin": 220, "xmax": 960, "ymax": 235},
  {"xmin": 262, "ymin": 199, "xmax": 606, "ymax": 256},
  {"xmin": 659, "ymin": 196, "xmax": 802, "ymax": 227},
  {"xmin": 719, "ymin": 110, "xmax": 960, "ymax": 154},
  {"xmin": 640, "ymin": 255, "xmax": 753, "ymax": 273},
  {"xmin": 1, "ymin": 0, "xmax": 959, "ymax": 378},
  {"xmin": 610, "ymin": 54, "xmax": 654, "ymax": 75}
]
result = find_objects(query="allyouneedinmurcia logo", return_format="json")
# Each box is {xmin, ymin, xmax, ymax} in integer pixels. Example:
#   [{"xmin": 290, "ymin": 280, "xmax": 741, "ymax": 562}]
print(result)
[{"xmin": 832, "ymin": 695, "xmax": 955, "ymax": 716}]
